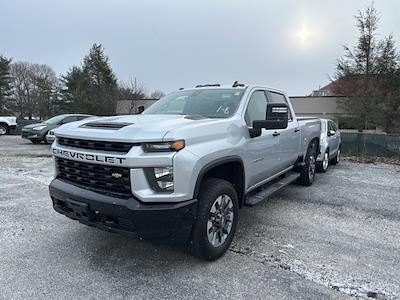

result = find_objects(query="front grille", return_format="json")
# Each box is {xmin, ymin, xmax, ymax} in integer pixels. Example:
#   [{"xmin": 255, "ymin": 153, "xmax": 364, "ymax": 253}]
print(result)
[
  {"xmin": 56, "ymin": 158, "xmax": 132, "ymax": 198},
  {"xmin": 57, "ymin": 137, "xmax": 138, "ymax": 153}
]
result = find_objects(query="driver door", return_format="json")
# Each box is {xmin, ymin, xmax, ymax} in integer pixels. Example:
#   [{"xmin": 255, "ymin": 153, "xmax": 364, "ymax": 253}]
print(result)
[{"xmin": 244, "ymin": 90, "xmax": 280, "ymax": 189}]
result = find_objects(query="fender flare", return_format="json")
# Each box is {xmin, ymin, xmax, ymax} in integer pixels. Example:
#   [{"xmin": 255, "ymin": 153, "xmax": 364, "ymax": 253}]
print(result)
[{"xmin": 193, "ymin": 155, "xmax": 246, "ymax": 204}]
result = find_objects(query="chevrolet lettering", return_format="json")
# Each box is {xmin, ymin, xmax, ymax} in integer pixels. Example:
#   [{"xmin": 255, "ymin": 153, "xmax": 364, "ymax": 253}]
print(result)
[{"xmin": 52, "ymin": 148, "xmax": 126, "ymax": 164}]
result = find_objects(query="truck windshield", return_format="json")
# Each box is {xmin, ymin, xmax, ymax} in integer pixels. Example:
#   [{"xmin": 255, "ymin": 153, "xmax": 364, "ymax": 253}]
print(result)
[{"xmin": 143, "ymin": 89, "xmax": 245, "ymax": 118}]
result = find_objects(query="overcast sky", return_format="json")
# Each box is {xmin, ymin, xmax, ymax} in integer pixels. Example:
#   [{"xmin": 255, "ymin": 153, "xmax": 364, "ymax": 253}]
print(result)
[{"xmin": 1, "ymin": 0, "xmax": 399, "ymax": 96}]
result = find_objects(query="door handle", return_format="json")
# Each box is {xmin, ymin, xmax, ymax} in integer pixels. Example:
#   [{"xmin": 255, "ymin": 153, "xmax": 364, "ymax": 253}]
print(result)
[
  {"xmin": 294, "ymin": 128, "xmax": 300, "ymax": 132},
  {"xmin": 273, "ymin": 132, "xmax": 280, "ymax": 137}
]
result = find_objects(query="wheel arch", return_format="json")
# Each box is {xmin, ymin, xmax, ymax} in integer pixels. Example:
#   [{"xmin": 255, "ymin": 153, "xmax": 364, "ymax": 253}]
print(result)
[
  {"xmin": 193, "ymin": 156, "xmax": 246, "ymax": 208},
  {"xmin": 0, "ymin": 122, "xmax": 9, "ymax": 134}
]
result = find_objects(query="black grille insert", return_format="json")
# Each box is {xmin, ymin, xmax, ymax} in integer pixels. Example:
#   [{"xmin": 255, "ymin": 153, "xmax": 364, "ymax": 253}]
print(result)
[
  {"xmin": 56, "ymin": 158, "xmax": 132, "ymax": 197},
  {"xmin": 57, "ymin": 137, "xmax": 138, "ymax": 153}
]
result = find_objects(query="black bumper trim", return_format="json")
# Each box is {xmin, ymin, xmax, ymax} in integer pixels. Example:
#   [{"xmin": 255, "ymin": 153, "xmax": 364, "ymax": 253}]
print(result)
[{"xmin": 49, "ymin": 179, "xmax": 197, "ymax": 240}]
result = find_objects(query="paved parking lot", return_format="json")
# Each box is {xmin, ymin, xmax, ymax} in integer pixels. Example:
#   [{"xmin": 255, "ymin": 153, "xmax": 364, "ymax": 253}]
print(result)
[{"xmin": 1, "ymin": 136, "xmax": 399, "ymax": 300}]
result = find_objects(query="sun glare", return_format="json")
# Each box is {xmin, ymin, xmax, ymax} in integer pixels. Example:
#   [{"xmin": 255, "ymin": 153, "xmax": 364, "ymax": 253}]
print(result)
[{"xmin": 296, "ymin": 26, "xmax": 312, "ymax": 45}]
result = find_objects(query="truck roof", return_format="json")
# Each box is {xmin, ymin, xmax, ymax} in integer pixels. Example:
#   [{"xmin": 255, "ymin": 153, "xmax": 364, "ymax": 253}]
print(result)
[{"xmin": 179, "ymin": 84, "xmax": 286, "ymax": 95}]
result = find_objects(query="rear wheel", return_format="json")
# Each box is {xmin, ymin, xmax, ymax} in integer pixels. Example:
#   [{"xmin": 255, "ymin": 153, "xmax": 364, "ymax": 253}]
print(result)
[
  {"xmin": 331, "ymin": 148, "xmax": 341, "ymax": 165},
  {"xmin": 31, "ymin": 139, "xmax": 41, "ymax": 144},
  {"xmin": 0, "ymin": 123, "xmax": 8, "ymax": 135},
  {"xmin": 298, "ymin": 142, "xmax": 317, "ymax": 186},
  {"xmin": 317, "ymin": 151, "xmax": 329, "ymax": 173},
  {"xmin": 190, "ymin": 178, "xmax": 238, "ymax": 260}
]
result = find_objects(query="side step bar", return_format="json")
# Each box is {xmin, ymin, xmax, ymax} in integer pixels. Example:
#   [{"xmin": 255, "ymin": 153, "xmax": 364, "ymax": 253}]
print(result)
[{"xmin": 245, "ymin": 172, "xmax": 300, "ymax": 207}]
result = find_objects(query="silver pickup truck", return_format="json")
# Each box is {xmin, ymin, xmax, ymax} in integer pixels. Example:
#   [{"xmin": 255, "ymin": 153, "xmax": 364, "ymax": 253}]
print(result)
[{"xmin": 49, "ymin": 83, "xmax": 321, "ymax": 260}]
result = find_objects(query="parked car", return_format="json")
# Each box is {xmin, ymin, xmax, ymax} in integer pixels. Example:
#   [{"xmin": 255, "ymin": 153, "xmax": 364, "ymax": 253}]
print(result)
[
  {"xmin": 22, "ymin": 114, "xmax": 93, "ymax": 144},
  {"xmin": 316, "ymin": 118, "xmax": 341, "ymax": 172},
  {"xmin": 0, "ymin": 116, "xmax": 17, "ymax": 135},
  {"xmin": 49, "ymin": 83, "xmax": 321, "ymax": 260}
]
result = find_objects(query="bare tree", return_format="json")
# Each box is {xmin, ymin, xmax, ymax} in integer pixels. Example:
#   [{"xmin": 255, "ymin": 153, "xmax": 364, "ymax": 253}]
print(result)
[
  {"xmin": 10, "ymin": 62, "xmax": 35, "ymax": 119},
  {"xmin": 10, "ymin": 62, "xmax": 58, "ymax": 119},
  {"xmin": 150, "ymin": 90, "xmax": 165, "ymax": 99},
  {"xmin": 117, "ymin": 78, "xmax": 147, "ymax": 113},
  {"xmin": 30, "ymin": 64, "xmax": 58, "ymax": 119}
]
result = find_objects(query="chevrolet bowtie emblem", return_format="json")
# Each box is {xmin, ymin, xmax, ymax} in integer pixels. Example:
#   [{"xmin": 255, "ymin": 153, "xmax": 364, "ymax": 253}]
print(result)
[{"xmin": 111, "ymin": 172, "xmax": 122, "ymax": 179}]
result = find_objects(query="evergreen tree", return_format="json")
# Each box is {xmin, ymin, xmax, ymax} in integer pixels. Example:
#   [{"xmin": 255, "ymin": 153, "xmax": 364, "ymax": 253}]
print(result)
[
  {"xmin": 60, "ymin": 66, "xmax": 90, "ymax": 113},
  {"xmin": 0, "ymin": 55, "xmax": 13, "ymax": 114},
  {"xmin": 333, "ymin": 2, "xmax": 400, "ymax": 133},
  {"xmin": 60, "ymin": 44, "xmax": 118, "ymax": 115},
  {"xmin": 82, "ymin": 44, "xmax": 118, "ymax": 115},
  {"xmin": 333, "ymin": 4, "xmax": 381, "ymax": 131},
  {"xmin": 375, "ymin": 35, "xmax": 400, "ymax": 133}
]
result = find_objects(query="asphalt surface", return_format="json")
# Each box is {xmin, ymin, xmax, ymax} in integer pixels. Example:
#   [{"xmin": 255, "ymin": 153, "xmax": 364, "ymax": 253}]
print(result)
[{"xmin": 1, "ymin": 135, "xmax": 399, "ymax": 300}]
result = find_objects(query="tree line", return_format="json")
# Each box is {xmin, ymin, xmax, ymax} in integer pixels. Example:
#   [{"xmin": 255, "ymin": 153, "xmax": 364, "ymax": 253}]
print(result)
[
  {"xmin": 0, "ymin": 44, "xmax": 165, "ymax": 119},
  {"xmin": 333, "ymin": 4, "xmax": 400, "ymax": 133}
]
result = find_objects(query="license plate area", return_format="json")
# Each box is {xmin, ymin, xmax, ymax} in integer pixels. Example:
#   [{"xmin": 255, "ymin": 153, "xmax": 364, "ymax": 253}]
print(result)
[{"xmin": 57, "ymin": 199, "xmax": 92, "ymax": 222}]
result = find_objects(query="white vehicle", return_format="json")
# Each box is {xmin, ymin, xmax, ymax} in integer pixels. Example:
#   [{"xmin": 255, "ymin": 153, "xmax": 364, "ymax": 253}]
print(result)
[
  {"xmin": 49, "ymin": 83, "xmax": 322, "ymax": 260},
  {"xmin": 0, "ymin": 116, "xmax": 17, "ymax": 135}
]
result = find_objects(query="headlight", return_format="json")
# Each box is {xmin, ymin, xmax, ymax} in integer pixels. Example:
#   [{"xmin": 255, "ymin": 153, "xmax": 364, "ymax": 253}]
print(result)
[
  {"xmin": 142, "ymin": 140, "xmax": 185, "ymax": 152},
  {"xmin": 145, "ymin": 166, "xmax": 174, "ymax": 193},
  {"xmin": 33, "ymin": 125, "xmax": 46, "ymax": 131}
]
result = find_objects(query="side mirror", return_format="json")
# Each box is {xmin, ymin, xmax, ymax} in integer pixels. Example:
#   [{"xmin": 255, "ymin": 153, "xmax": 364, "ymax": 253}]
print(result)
[
  {"xmin": 137, "ymin": 106, "xmax": 145, "ymax": 114},
  {"xmin": 328, "ymin": 130, "xmax": 336, "ymax": 136},
  {"xmin": 249, "ymin": 103, "xmax": 289, "ymax": 138},
  {"xmin": 254, "ymin": 103, "xmax": 289, "ymax": 130}
]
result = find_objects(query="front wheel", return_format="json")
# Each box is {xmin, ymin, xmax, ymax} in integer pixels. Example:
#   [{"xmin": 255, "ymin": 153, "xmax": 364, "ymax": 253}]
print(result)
[
  {"xmin": 0, "ymin": 124, "xmax": 8, "ymax": 135},
  {"xmin": 190, "ymin": 178, "xmax": 238, "ymax": 260}
]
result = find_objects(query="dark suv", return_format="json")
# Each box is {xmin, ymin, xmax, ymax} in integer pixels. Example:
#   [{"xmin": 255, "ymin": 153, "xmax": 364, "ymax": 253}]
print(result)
[{"xmin": 22, "ymin": 114, "xmax": 93, "ymax": 144}]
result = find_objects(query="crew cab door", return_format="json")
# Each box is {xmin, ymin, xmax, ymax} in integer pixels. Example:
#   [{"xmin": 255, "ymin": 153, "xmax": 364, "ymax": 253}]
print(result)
[
  {"xmin": 244, "ymin": 90, "xmax": 280, "ymax": 189},
  {"xmin": 267, "ymin": 91, "xmax": 301, "ymax": 170}
]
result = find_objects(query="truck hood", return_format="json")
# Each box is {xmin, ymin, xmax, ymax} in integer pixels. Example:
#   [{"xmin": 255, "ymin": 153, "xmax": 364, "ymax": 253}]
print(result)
[
  {"xmin": 53, "ymin": 114, "xmax": 221, "ymax": 142},
  {"xmin": 23, "ymin": 122, "xmax": 46, "ymax": 129},
  {"xmin": 0, "ymin": 116, "xmax": 17, "ymax": 124}
]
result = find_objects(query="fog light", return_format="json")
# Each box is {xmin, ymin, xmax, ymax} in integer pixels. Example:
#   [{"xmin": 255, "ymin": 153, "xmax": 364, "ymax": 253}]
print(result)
[{"xmin": 154, "ymin": 167, "xmax": 174, "ymax": 192}]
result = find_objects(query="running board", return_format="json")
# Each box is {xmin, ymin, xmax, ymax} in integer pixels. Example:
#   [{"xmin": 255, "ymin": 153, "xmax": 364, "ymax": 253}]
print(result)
[{"xmin": 245, "ymin": 172, "xmax": 300, "ymax": 207}]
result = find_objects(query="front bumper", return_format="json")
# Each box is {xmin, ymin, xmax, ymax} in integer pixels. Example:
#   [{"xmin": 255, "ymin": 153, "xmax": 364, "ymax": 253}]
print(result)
[
  {"xmin": 49, "ymin": 179, "xmax": 197, "ymax": 240},
  {"xmin": 22, "ymin": 129, "xmax": 45, "ymax": 140}
]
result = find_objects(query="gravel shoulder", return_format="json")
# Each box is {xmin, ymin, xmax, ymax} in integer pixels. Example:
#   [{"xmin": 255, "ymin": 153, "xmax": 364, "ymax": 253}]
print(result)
[{"xmin": 1, "ymin": 136, "xmax": 399, "ymax": 299}]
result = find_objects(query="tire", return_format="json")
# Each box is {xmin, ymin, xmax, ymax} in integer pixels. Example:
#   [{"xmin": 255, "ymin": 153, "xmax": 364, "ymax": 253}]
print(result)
[
  {"xmin": 31, "ymin": 139, "xmax": 42, "ymax": 144},
  {"xmin": 331, "ymin": 147, "xmax": 341, "ymax": 165},
  {"xmin": 298, "ymin": 142, "xmax": 318, "ymax": 186},
  {"xmin": 316, "ymin": 150, "xmax": 329, "ymax": 173},
  {"xmin": 0, "ymin": 123, "xmax": 8, "ymax": 135},
  {"xmin": 190, "ymin": 178, "xmax": 238, "ymax": 260}
]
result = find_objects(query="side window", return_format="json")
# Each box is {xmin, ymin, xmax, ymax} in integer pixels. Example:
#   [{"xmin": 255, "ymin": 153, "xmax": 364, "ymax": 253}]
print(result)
[
  {"xmin": 329, "ymin": 121, "xmax": 337, "ymax": 132},
  {"xmin": 245, "ymin": 91, "xmax": 267, "ymax": 126},
  {"xmin": 331, "ymin": 121, "xmax": 338, "ymax": 132},
  {"xmin": 267, "ymin": 92, "xmax": 293, "ymax": 121},
  {"xmin": 77, "ymin": 116, "xmax": 89, "ymax": 121}
]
